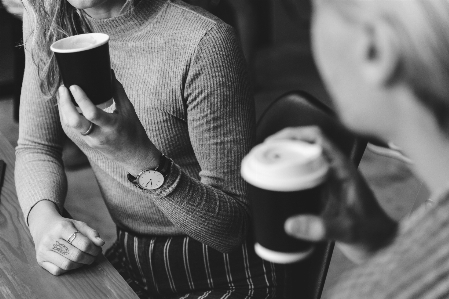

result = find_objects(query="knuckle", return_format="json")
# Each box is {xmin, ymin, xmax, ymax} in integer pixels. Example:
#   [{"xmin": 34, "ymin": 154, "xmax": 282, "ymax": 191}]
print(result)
[
  {"xmin": 89, "ymin": 138, "xmax": 99, "ymax": 148},
  {"xmin": 76, "ymin": 221, "xmax": 87, "ymax": 228},
  {"xmin": 41, "ymin": 235, "xmax": 53, "ymax": 246},
  {"xmin": 77, "ymin": 239, "xmax": 91, "ymax": 252},
  {"xmin": 83, "ymin": 110, "xmax": 99, "ymax": 122},
  {"xmin": 43, "ymin": 240, "xmax": 57, "ymax": 251},
  {"xmin": 71, "ymin": 251, "xmax": 81, "ymax": 262},
  {"xmin": 90, "ymin": 137, "xmax": 106, "ymax": 148},
  {"xmin": 56, "ymin": 220, "xmax": 71, "ymax": 231},
  {"xmin": 97, "ymin": 137, "xmax": 107, "ymax": 146},
  {"xmin": 36, "ymin": 257, "xmax": 44, "ymax": 265},
  {"xmin": 36, "ymin": 248, "xmax": 46, "ymax": 259},
  {"xmin": 60, "ymin": 260, "xmax": 71, "ymax": 271},
  {"xmin": 84, "ymin": 138, "xmax": 94, "ymax": 148},
  {"xmin": 66, "ymin": 118, "xmax": 83, "ymax": 130}
]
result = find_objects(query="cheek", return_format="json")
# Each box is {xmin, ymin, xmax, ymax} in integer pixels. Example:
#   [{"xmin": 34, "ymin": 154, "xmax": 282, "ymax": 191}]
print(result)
[
  {"xmin": 312, "ymin": 8, "xmax": 355, "ymax": 99},
  {"xmin": 333, "ymin": 96, "xmax": 369, "ymax": 131},
  {"xmin": 312, "ymin": 8, "xmax": 374, "ymax": 132},
  {"xmin": 336, "ymin": 97, "xmax": 394, "ymax": 141}
]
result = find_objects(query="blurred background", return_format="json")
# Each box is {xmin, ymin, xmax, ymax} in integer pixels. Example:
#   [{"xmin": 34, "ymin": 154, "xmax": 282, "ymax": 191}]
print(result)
[{"xmin": 0, "ymin": 0, "xmax": 430, "ymax": 295}]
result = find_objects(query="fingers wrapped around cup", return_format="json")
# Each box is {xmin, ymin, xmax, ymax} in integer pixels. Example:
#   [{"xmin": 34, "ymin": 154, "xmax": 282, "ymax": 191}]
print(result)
[
  {"xmin": 241, "ymin": 137, "xmax": 329, "ymax": 264},
  {"xmin": 58, "ymin": 85, "xmax": 98, "ymax": 136}
]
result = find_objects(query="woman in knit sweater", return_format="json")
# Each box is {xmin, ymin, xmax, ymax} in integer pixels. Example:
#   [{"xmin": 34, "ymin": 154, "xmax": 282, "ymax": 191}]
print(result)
[
  {"xmin": 273, "ymin": 0, "xmax": 449, "ymax": 298},
  {"xmin": 16, "ymin": 0, "xmax": 283, "ymax": 297}
]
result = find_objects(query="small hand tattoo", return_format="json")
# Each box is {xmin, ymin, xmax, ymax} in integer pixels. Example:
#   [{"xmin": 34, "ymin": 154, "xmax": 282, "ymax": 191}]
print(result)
[{"xmin": 52, "ymin": 241, "xmax": 69, "ymax": 256}]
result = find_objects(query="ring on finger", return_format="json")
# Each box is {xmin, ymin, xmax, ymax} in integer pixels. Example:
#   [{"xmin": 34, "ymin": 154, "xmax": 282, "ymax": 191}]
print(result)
[
  {"xmin": 67, "ymin": 231, "xmax": 79, "ymax": 245},
  {"xmin": 80, "ymin": 122, "xmax": 94, "ymax": 136}
]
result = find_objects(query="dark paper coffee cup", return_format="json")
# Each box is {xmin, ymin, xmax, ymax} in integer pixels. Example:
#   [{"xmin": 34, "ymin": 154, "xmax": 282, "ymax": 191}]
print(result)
[
  {"xmin": 241, "ymin": 140, "xmax": 329, "ymax": 263},
  {"xmin": 50, "ymin": 33, "xmax": 113, "ymax": 111}
]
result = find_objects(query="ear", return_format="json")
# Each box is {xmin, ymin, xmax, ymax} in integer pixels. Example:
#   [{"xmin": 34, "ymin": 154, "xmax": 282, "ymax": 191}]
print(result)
[{"xmin": 357, "ymin": 20, "xmax": 400, "ymax": 87}]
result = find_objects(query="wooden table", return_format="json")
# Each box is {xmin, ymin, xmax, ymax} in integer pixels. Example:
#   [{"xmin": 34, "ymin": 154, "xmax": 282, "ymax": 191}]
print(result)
[{"xmin": 0, "ymin": 131, "xmax": 139, "ymax": 299}]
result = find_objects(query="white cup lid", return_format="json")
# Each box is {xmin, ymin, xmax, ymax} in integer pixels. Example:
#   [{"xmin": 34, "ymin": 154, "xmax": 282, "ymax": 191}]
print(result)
[
  {"xmin": 254, "ymin": 243, "xmax": 313, "ymax": 264},
  {"xmin": 50, "ymin": 33, "xmax": 109, "ymax": 54},
  {"xmin": 241, "ymin": 140, "xmax": 329, "ymax": 191}
]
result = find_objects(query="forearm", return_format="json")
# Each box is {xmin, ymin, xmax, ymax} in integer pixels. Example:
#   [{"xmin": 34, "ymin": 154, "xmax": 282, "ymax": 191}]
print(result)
[
  {"xmin": 15, "ymin": 147, "xmax": 68, "ymax": 225},
  {"xmin": 17, "ymin": 10, "xmax": 69, "ymax": 223},
  {"xmin": 149, "ymin": 162, "xmax": 250, "ymax": 253},
  {"xmin": 336, "ymin": 235, "xmax": 396, "ymax": 265}
]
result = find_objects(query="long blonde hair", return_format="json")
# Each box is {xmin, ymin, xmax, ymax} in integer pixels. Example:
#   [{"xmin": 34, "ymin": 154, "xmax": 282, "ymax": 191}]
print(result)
[
  {"xmin": 24, "ymin": 0, "xmax": 90, "ymax": 99},
  {"xmin": 326, "ymin": 0, "xmax": 449, "ymax": 133}
]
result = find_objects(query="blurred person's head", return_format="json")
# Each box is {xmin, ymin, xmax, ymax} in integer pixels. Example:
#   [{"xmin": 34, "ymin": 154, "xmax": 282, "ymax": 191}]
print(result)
[{"xmin": 311, "ymin": 0, "xmax": 449, "ymax": 142}]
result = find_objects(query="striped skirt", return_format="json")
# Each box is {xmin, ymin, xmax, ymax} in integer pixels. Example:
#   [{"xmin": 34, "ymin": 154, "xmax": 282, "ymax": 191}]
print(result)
[{"xmin": 105, "ymin": 228, "xmax": 285, "ymax": 299}]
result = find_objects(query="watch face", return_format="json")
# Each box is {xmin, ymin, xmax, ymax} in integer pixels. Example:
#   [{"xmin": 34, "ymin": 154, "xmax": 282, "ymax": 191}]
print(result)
[{"xmin": 138, "ymin": 170, "xmax": 165, "ymax": 190}]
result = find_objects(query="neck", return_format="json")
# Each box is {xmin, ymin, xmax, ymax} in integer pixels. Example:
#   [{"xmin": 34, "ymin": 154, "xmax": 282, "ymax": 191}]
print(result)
[
  {"xmin": 83, "ymin": 0, "xmax": 127, "ymax": 19},
  {"xmin": 390, "ymin": 94, "xmax": 449, "ymax": 196}
]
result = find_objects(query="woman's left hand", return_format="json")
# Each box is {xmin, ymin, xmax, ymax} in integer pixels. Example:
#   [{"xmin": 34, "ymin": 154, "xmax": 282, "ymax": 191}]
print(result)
[{"xmin": 58, "ymin": 74, "xmax": 161, "ymax": 174}]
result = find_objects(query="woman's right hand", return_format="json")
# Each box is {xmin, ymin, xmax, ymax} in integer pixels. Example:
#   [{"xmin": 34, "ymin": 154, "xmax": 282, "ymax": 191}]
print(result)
[
  {"xmin": 266, "ymin": 126, "xmax": 398, "ymax": 264},
  {"xmin": 28, "ymin": 200, "xmax": 105, "ymax": 275}
]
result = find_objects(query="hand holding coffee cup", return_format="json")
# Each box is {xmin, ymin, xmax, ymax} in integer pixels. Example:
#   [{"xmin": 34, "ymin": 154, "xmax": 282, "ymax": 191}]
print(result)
[
  {"xmin": 241, "ymin": 133, "xmax": 329, "ymax": 264},
  {"xmin": 51, "ymin": 33, "xmax": 113, "ymax": 111},
  {"xmin": 266, "ymin": 126, "xmax": 399, "ymax": 264},
  {"xmin": 57, "ymin": 71, "xmax": 162, "ymax": 176}
]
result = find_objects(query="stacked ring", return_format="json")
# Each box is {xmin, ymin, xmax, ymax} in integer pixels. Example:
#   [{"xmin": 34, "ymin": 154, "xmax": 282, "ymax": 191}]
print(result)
[{"xmin": 67, "ymin": 231, "xmax": 79, "ymax": 244}]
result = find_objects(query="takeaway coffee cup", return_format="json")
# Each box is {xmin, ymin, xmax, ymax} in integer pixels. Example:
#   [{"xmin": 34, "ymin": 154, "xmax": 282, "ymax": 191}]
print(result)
[
  {"xmin": 50, "ymin": 33, "xmax": 113, "ymax": 111},
  {"xmin": 241, "ymin": 139, "xmax": 329, "ymax": 264}
]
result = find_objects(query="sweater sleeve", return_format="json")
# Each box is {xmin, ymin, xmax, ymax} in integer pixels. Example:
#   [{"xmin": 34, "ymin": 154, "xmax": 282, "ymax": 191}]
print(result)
[
  {"xmin": 327, "ymin": 194, "xmax": 449, "ymax": 299},
  {"xmin": 15, "ymin": 6, "xmax": 68, "ymax": 224},
  {"xmin": 149, "ymin": 22, "xmax": 256, "ymax": 253}
]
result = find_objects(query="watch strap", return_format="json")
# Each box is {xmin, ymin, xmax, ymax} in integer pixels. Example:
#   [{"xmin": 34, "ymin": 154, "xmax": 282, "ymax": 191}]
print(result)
[
  {"xmin": 154, "ymin": 154, "xmax": 171, "ymax": 178},
  {"xmin": 127, "ymin": 172, "xmax": 139, "ymax": 186}
]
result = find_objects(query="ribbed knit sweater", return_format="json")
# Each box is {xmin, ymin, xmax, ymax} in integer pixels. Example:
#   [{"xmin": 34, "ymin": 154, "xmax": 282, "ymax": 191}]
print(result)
[
  {"xmin": 16, "ymin": 0, "xmax": 255, "ymax": 253},
  {"xmin": 329, "ymin": 191, "xmax": 449, "ymax": 298}
]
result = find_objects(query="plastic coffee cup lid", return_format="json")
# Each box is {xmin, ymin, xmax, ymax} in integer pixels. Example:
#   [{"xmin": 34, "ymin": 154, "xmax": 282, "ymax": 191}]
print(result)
[
  {"xmin": 254, "ymin": 243, "xmax": 313, "ymax": 264},
  {"xmin": 241, "ymin": 140, "xmax": 329, "ymax": 191},
  {"xmin": 50, "ymin": 33, "xmax": 109, "ymax": 54}
]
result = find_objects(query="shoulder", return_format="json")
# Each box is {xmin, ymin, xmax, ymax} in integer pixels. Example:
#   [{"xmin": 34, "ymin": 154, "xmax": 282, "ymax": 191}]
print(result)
[
  {"xmin": 400, "ymin": 189, "xmax": 449, "ymax": 234},
  {"xmin": 159, "ymin": 0, "xmax": 236, "ymax": 45},
  {"xmin": 165, "ymin": 0, "xmax": 227, "ymax": 28},
  {"xmin": 329, "ymin": 192, "xmax": 449, "ymax": 298}
]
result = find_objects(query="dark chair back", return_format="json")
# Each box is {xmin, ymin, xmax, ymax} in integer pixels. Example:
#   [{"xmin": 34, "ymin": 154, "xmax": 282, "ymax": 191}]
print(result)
[{"xmin": 256, "ymin": 91, "xmax": 367, "ymax": 299}]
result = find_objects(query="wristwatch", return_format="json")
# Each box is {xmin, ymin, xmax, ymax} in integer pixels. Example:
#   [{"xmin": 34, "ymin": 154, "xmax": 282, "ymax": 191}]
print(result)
[{"xmin": 127, "ymin": 154, "xmax": 172, "ymax": 190}]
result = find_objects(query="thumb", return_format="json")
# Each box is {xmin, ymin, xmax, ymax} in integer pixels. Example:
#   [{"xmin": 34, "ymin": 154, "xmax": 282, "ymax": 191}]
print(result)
[
  {"xmin": 73, "ymin": 220, "xmax": 105, "ymax": 247},
  {"xmin": 284, "ymin": 215, "xmax": 326, "ymax": 242}
]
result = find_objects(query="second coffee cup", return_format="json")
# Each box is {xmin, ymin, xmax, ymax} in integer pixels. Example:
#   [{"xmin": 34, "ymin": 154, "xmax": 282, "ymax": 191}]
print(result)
[
  {"xmin": 51, "ymin": 33, "xmax": 113, "ymax": 111},
  {"xmin": 241, "ymin": 139, "xmax": 329, "ymax": 264}
]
